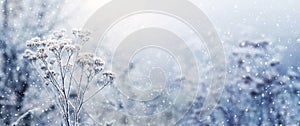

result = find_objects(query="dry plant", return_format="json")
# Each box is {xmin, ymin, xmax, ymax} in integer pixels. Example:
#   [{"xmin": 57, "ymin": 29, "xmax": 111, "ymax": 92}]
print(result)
[{"xmin": 23, "ymin": 29, "xmax": 114, "ymax": 126}]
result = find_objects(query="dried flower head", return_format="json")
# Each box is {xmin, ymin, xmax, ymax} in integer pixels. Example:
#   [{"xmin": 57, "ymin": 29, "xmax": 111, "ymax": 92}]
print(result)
[
  {"xmin": 48, "ymin": 43, "xmax": 60, "ymax": 52},
  {"xmin": 64, "ymin": 44, "xmax": 77, "ymax": 53},
  {"xmin": 72, "ymin": 29, "xmax": 91, "ymax": 43},
  {"xmin": 26, "ymin": 37, "xmax": 41, "ymax": 47},
  {"xmin": 23, "ymin": 49, "xmax": 37, "ymax": 61},
  {"xmin": 95, "ymin": 58, "xmax": 105, "ymax": 66},
  {"xmin": 53, "ymin": 29, "xmax": 66, "ymax": 39},
  {"xmin": 76, "ymin": 53, "xmax": 94, "ymax": 67},
  {"xmin": 103, "ymin": 72, "xmax": 115, "ymax": 83},
  {"xmin": 94, "ymin": 66, "xmax": 103, "ymax": 74}
]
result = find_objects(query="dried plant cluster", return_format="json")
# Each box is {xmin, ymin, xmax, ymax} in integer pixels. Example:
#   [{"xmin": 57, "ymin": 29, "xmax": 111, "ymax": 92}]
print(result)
[{"xmin": 23, "ymin": 29, "xmax": 114, "ymax": 126}]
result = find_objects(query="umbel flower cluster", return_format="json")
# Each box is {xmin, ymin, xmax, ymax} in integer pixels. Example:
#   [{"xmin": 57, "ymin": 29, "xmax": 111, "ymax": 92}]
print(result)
[{"xmin": 23, "ymin": 29, "xmax": 114, "ymax": 126}]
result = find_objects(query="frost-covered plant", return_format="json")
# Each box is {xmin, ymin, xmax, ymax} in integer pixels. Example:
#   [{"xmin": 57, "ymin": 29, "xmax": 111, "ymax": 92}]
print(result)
[
  {"xmin": 183, "ymin": 41, "xmax": 300, "ymax": 125},
  {"xmin": 0, "ymin": 0, "xmax": 63, "ymax": 125},
  {"xmin": 23, "ymin": 29, "xmax": 115, "ymax": 126},
  {"xmin": 215, "ymin": 41, "xmax": 300, "ymax": 125}
]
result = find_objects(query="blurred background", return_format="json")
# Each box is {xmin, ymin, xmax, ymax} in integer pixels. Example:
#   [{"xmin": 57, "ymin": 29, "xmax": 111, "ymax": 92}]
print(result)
[{"xmin": 0, "ymin": 0, "xmax": 300, "ymax": 125}]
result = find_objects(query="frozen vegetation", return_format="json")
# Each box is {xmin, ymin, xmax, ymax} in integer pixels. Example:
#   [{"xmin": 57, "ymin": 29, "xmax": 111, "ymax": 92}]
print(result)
[{"xmin": 0, "ymin": 0, "xmax": 300, "ymax": 126}]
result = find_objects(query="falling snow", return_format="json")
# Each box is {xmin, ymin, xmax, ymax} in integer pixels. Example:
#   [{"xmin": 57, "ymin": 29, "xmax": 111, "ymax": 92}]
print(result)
[{"xmin": 1, "ymin": 0, "xmax": 300, "ymax": 126}]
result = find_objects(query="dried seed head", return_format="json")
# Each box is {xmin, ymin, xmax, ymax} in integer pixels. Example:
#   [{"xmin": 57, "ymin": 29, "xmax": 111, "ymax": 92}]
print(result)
[
  {"xmin": 76, "ymin": 53, "xmax": 95, "ymax": 67},
  {"xmin": 26, "ymin": 37, "xmax": 41, "ymax": 47},
  {"xmin": 64, "ymin": 44, "xmax": 77, "ymax": 52},
  {"xmin": 94, "ymin": 66, "xmax": 103, "ymax": 74},
  {"xmin": 95, "ymin": 58, "xmax": 105, "ymax": 66},
  {"xmin": 23, "ymin": 49, "xmax": 37, "ymax": 61}
]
